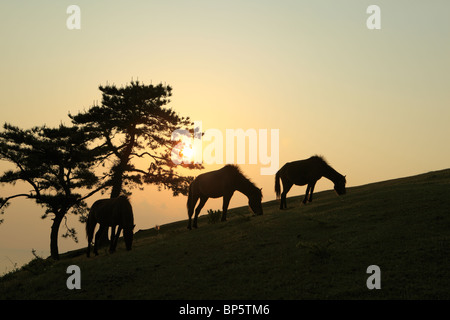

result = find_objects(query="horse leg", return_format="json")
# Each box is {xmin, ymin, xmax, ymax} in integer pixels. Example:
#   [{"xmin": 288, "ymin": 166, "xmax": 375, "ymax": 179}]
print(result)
[
  {"xmin": 110, "ymin": 226, "xmax": 122, "ymax": 253},
  {"xmin": 187, "ymin": 194, "xmax": 199, "ymax": 230},
  {"xmin": 86, "ymin": 222, "xmax": 96, "ymax": 258},
  {"xmin": 221, "ymin": 194, "xmax": 232, "ymax": 222},
  {"xmin": 281, "ymin": 180, "xmax": 293, "ymax": 209},
  {"xmin": 87, "ymin": 241, "xmax": 91, "ymax": 258},
  {"xmin": 308, "ymin": 181, "xmax": 317, "ymax": 203},
  {"xmin": 303, "ymin": 184, "xmax": 311, "ymax": 204},
  {"xmin": 193, "ymin": 196, "xmax": 208, "ymax": 228},
  {"xmin": 109, "ymin": 225, "xmax": 117, "ymax": 253},
  {"xmin": 94, "ymin": 225, "xmax": 108, "ymax": 256}
]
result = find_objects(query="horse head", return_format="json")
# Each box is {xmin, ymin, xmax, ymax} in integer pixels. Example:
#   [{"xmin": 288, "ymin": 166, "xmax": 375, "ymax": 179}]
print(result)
[
  {"xmin": 249, "ymin": 187, "xmax": 263, "ymax": 215},
  {"xmin": 334, "ymin": 175, "xmax": 347, "ymax": 196}
]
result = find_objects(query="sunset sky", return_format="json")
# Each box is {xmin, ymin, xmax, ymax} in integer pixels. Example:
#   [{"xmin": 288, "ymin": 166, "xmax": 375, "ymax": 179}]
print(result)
[{"xmin": 1, "ymin": 1, "xmax": 449, "ymax": 274}]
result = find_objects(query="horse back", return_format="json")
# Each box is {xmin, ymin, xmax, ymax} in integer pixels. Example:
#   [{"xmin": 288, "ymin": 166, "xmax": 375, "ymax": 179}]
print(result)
[
  {"xmin": 192, "ymin": 167, "xmax": 235, "ymax": 198},
  {"xmin": 283, "ymin": 158, "xmax": 324, "ymax": 185},
  {"xmin": 90, "ymin": 197, "xmax": 134, "ymax": 227}
]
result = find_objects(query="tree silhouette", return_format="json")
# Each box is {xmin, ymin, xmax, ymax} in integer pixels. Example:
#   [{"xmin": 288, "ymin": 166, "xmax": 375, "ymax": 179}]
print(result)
[
  {"xmin": 0, "ymin": 81, "xmax": 201, "ymax": 258},
  {"xmin": 69, "ymin": 81, "xmax": 202, "ymax": 199},
  {"xmin": 0, "ymin": 124, "xmax": 105, "ymax": 259}
]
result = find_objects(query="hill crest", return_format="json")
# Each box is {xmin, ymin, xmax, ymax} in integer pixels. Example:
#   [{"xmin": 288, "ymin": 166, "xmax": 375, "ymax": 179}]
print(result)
[{"xmin": 1, "ymin": 168, "xmax": 449, "ymax": 299}]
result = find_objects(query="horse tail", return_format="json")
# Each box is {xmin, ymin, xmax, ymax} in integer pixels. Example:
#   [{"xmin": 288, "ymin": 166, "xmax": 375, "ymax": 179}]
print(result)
[
  {"xmin": 85, "ymin": 217, "xmax": 89, "ymax": 238},
  {"xmin": 85, "ymin": 208, "xmax": 93, "ymax": 239},
  {"xmin": 186, "ymin": 181, "xmax": 194, "ymax": 210},
  {"xmin": 275, "ymin": 169, "xmax": 281, "ymax": 199},
  {"xmin": 85, "ymin": 202, "xmax": 97, "ymax": 239}
]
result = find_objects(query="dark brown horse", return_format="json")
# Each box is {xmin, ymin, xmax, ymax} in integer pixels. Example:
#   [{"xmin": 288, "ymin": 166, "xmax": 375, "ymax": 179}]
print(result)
[
  {"xmin": 86, "ymin": 196, "xmax": 134, "ymax": 257},
  {"xmin": 275, "ymin": 156, "xmax": 346, "ymax": 209},
  {"xmin": 187, "ymin": 165, "xmax": 263, "ymax": 229}
]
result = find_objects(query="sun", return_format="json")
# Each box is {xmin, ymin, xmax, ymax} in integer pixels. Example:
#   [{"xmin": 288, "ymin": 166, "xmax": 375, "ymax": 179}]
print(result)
[{"xmin": 179, "ymin": 142, "xmax": 195, "ymax": 162}]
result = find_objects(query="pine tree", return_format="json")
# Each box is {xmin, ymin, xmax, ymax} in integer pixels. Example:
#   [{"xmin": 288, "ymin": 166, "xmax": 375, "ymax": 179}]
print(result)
[
  {"xmin": 69, "ymin": 81, "xmax": 202, "ymax": 199},
  {"xmin": 0, "ymin": 124, "xmax": 104, "ymax": 259}
]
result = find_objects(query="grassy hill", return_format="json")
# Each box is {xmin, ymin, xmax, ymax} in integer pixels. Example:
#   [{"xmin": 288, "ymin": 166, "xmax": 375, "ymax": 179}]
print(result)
[{"xmin": 1, "ymin": 169, "xmax": 449, "ymax": 300}]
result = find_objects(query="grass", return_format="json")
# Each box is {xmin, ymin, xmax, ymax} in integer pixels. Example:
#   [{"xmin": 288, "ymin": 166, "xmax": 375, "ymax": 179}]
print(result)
[{"xmin": 1, "ymin": 169, "xmax": 449, "ymax": 299}]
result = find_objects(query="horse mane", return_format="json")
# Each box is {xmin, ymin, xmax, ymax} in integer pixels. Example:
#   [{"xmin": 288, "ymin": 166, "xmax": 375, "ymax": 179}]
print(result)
[
  {"xmin": 224, "ymin": 164, "xmax": 251, "ymax": 181},
  {"xmin": 224, "ymin": 164, "xmax": 262, "ymax": 196},
  {"xmin": 311, "ymin": 155, "xmax": 345, "ymax": 182},
  {"xmin": 224, "ymin": 164, "xmax": 244, "ymax": 175},
  {"xmin": 310, "ymin": 155, "xmax": 328, "ymax": 165}
]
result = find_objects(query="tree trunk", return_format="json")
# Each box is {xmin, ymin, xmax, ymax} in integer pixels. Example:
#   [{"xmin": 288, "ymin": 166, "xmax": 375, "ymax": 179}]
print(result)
[
  {"xmin": 109, "ymin": 125, "xmax": 135, "ymax": 198},
  {"xmin": 50, "ymin": 213, "xmax": 64, "ymax": 260},
  {"xmin": 110, "ymin": 168, "xmax": 124, "ymax": 198},
  {"xmin": 103, "ymin": 126, "xmax": 136, "ymax": 244},
  {"xmin": 99, "ymin": 168, "xmax": 124, "ymax": 246}
]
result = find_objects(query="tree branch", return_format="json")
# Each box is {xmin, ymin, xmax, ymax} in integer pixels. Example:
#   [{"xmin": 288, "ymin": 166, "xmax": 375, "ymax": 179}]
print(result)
[
  {"xmin": 130, "ymin": 151, "xmax": 165, "ymax": 161},
  {"xmin": 0, "ymin": 193, "xmax": 33, "ymax": 209},
  {"xmin": 78, "ymin": 183, "xmax": 110, "ymax": 202},
  {"xmin": 104, "ymin": 132, "xmax": 122, "ymax": 158}
]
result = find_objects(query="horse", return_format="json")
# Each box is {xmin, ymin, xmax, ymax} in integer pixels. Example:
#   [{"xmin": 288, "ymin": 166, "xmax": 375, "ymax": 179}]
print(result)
[
  {"xmin": 187, "ymin": 165, "xmax": 263, "ymax": 229},
  {"xmin": 86, "ymin": 195, "xmax": 135, "ymax": 257},
  {"xmin": 275, "ymin": 155, "xmax": 346, "ymax": 209}
]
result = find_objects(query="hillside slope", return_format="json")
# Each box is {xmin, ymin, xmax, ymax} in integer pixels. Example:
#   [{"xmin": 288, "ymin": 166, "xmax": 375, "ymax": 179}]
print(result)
[{"xmin": 1, "ymin": 169, "xmax": 449, "ymax": 299}]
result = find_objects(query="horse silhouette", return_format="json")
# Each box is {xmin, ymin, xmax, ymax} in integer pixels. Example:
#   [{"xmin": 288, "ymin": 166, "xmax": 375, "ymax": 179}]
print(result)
[
  {"xmin": 187, "ymin": 165, "xmax": 263, "ymax": 229},
  {"xmin": 86, "ymin": 196, "xmax": 134, "ymax": 257},
  {"xmin": 275, "ymin": 155, "xmax": 346, "ymax": 209}
]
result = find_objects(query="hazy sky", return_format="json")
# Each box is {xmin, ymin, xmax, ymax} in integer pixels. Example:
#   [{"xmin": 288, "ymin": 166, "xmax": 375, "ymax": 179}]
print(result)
[{"xmin": 1, "ymin": 1, "xmax": 449, "ymax": 273}]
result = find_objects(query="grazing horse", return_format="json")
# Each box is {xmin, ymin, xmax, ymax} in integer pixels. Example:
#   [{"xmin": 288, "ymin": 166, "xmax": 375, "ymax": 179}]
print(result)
[
  {"xmin": 187, "ymin": 165, "xmax": 263, "ymax": 229},
  {"xmin": 86, "ymin": 196, "xmax": 134, "ymax": 257},
  {"xmin": 275, "ymin": 155, "xmax": 346, "ymax": 209}
]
